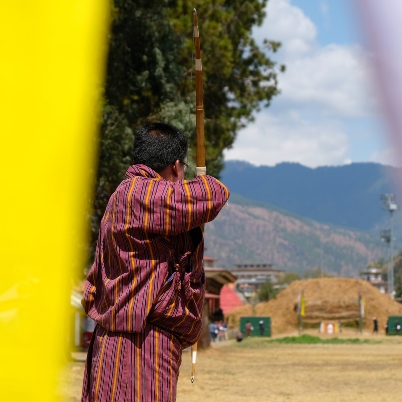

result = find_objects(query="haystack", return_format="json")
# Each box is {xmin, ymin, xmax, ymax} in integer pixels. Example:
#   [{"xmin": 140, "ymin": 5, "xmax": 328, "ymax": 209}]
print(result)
[{"xmin": 227, "ymin": 278, "xmax": 402, "ymax": 334}]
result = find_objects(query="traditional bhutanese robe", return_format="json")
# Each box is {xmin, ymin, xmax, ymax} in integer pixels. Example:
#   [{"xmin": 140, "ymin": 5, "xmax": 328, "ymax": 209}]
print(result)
[{"xmin": 81, "ymin": 164, "xmax": 229, "ymax": 402}]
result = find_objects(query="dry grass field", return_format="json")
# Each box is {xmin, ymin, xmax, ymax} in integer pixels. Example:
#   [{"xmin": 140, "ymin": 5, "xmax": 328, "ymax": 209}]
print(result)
[{"xmin": 59, "ymin": 331, "xmax": 402, "ymax": 402}]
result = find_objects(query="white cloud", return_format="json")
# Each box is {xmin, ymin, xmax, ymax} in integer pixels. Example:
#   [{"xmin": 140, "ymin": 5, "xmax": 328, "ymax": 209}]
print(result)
[
  {"xmin": 279, "ymin": 43, "xmax": 376, "ymax": 118},
  {"xmin": 255, "ymin": 0, "xmax": 317, "ymax": 57},
  {"xmin": 369, "ymin": 147, "xmax": 400, "ymax": 167},
  {"xmin": 226, "ymin": 0, "xmax": 382, "ymax": 167},
  {"xmin": 224, "ymin": 111, "xmax": 349, "ymax": 167},
  {"xmin": 257, "ymin": 0, "xmax": 376, "ymax": 117}
]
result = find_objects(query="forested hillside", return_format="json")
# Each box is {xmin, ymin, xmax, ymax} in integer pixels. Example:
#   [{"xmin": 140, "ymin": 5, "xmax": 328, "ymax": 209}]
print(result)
[
  {"xmin": 221, "ymin": 161, "xmax": 402, "ymax": 231},
  {"xmin": 204, "ymin": 193, "xmax": 390, "ymax": 276}
]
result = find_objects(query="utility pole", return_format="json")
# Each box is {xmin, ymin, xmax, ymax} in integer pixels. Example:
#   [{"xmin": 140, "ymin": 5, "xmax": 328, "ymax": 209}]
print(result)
[
  {"xmin": 358, "ymin": 293, "xmax": 364, "ymax": 334},
  {"xmin": 320, "ymin": 243, "xmax": 324, "ymax": 278},
  {"xmin": 380, "ymin": 229, "xmax": 391, "ymax": 286},
  {"xmin": 381, "ymin": 194, "xmax": 398, "ymax": 297}
]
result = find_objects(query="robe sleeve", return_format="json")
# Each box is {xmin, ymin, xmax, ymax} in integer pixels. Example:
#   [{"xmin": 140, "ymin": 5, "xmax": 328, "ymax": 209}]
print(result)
[{"xmin": 134, "ymin": 174, "xmax": 230, "ymax": 236}]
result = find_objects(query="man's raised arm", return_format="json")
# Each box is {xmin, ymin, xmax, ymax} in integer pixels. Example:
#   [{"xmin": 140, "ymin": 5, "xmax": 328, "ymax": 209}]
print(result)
[{"xmin": 133, "ymin": 175, "xmax": 229, "ymax": 236}]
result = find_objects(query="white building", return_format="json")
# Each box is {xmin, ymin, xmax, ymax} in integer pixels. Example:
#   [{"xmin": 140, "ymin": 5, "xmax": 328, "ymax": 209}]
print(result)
[
  {"xmin": 360, "ymin": 266, "xmax": 387, "ymax": 293},
  {"xmin": 230, "ymin": 263, "xmax": 284, "ymax": 298}
]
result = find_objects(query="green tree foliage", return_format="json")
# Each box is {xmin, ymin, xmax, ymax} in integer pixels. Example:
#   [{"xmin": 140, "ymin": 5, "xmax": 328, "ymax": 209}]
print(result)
[
  {"xmin": 303, "ymin": 268, "xmax": 333, "ymax": 279},
  {"xmin": 392, "ymin": 253, "xmax": 402, "ymax": 297},
  {"xmin": 93, "ymin": 0, "xmax": 185, "ymax": 247},
  {"xmin": 367, "ymin": 259, "xmax": 386, "ymax": 269},
  {"xmin": 92, "ymin": 0, "xmax": 282, "ymax": 254},
  {"xmin": 277, "ymin": 272, "xmax": 301, "ymax": 286},
  {"xmin": 258, "ymin": 278, "xmax": 278, "ymax": 302},
  {"xmin": 169, "ymin": 0, "xmax": 283, "ymax": 176}
]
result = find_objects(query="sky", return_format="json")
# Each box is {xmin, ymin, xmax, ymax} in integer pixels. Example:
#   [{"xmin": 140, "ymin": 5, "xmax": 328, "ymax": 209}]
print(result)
[{"xmin": 223, "ymin": 0, "xmax": 395, "ymax": 168}]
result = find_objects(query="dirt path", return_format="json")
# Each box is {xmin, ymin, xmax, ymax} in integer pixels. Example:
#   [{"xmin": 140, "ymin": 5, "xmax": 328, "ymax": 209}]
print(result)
[{"xmin": 59, "ymin": 334, "xmax": 402, "ymax": 401}]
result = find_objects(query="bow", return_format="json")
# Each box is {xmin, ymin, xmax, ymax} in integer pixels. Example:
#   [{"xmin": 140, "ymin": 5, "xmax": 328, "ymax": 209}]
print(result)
[{"xmin": 191, "ymin": 8, "xmax": 206, "ymax": 384}]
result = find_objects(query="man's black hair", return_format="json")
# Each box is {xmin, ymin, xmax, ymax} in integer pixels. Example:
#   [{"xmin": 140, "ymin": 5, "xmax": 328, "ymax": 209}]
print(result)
[{"xmin": 133, "ymin": 122, "xmax": 188, "ymax": 171}]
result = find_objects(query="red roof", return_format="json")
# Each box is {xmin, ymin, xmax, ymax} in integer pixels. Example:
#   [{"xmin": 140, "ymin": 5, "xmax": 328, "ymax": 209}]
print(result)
[{"xmin": 220, "ymin": 284, "xmax": 245, "ymax": 314}]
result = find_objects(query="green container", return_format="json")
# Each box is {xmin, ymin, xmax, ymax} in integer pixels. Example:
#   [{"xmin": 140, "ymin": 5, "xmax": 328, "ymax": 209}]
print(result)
[
  {"xmin": 240, "ymin": 316, "xmax": 271, "ymax": 337},
  {"xmin": 386, "ymin": 316, "xmax": 402, "ymax": 335}
]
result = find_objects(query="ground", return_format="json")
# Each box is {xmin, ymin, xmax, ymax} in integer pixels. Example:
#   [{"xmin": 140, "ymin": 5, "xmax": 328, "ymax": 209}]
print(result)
[{"xmin": 58, "ymin": 330, "xmax": 402, "ymax": 402}]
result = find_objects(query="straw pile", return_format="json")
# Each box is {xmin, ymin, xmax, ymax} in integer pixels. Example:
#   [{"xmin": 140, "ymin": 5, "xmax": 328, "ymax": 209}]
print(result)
[{"xmin": 227, "ymin": 278, "xmax": 402, "ymax": 334}]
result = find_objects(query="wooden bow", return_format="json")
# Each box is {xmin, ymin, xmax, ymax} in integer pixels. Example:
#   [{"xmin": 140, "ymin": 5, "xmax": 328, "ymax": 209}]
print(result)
[{"xmin": 191, "ymin": 8, "xmax": 205, "ymax": 384}]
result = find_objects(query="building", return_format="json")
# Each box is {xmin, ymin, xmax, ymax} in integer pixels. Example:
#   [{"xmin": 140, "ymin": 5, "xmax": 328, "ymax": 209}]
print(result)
[
  {"xmin": 198, "ymin": 257, "xmax": 237, "ymax": 348},
  {"xmin": 203, "ymin": 256, "xmax": 216, "ymax": 268},
  {"xmin": 219, "ymin": 283, "xmax": 247, "ymax": 314},
  {"xmin": 204, "ymin": 267, "xmax": 238, "ymax": 314},
  {"xmin": 230, "ymin": 263, "xmax": 284, "ymax": 299},
  {"xmin": 360, "ymin": 265, "xmax": 387, "ymax": 293}
]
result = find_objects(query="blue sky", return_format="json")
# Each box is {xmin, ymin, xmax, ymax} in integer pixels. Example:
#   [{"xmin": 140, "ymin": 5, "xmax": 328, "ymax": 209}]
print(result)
[
  {"xmin": 292, "ymin": 0, "xmax": 359, "ymax": 46},
  {"xmin": 224, "ymin": 0, "xmax": 393, "ymax": 168}
]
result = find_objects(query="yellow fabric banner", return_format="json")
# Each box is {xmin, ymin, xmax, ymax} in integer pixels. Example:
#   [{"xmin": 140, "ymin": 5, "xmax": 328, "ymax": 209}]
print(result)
[
  {"xmin": 300, "ymin": 294, "xmax": 305, "ymax": 317},
  {"xmin": 0, "ymin": 2, "xmax": 109, "ymax": 400}
]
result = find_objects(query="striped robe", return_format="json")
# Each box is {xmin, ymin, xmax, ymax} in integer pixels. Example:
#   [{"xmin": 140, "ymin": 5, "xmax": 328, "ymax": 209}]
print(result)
[{"xmin": 81, "ymin": 164, "xmax": 229, "ymax": 402}]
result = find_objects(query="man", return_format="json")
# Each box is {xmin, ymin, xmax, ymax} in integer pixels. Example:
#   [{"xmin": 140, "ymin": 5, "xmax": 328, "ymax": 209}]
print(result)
[
  {"xmin": 245, "ymin": 320, "xmax": 252, "ymax": 337},
  {"xmin": 236, "ymin": 331, "xmax": 243, "ymax": 342},
  {"xmin": 81, "ymin": 123, "xmax": 229, "ymax": 402},
  {"xmin": 372, "ymin": 317, "xmax": 378, "ymax": 335},
  {"xmin": 209, "ymin": 322, "xmax": 218, "ymax": 342},
  {"xmin": 395, "ymin": 319, "xmax": 401, "ymax": 336},
  {"xmin": 259, "ymin": 320, "xmax": 264, "ymax": 336}
]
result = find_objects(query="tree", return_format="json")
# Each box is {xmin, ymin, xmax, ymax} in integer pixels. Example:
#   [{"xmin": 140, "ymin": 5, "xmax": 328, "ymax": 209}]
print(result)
[
  {"xmin": 258, "ymin": 278, "xmax": 278, "ymax": 302},
  {"xmin": 392, "ymin": 253, "xmax": 402, "ymax": 297},
  {"xmin": 303, "ymin": 268, "xmax": 333, "ymax": 279},
  {"xmin": 277, "ymin": 272, "xmax": 302, "ymax": 286},
  {"xmin": 91, "ymin": 0, "xmax": 187, "ymax": 255},
  {"xmin": 169, "ymin": 0, "xmax": 284, "ymax": 177},
  {"xmin": 90, "ymin": 0, "xmax": 283, "ymax": 259}
]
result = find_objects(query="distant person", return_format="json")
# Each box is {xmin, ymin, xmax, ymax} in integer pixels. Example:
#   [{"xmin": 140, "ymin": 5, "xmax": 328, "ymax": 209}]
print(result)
[
  {"xmin": 223, "ymin": 322, "xmax": 229, "ymax": 340},
  {"xmin": 209, "ymin": 322, "xmax": 218, "ymax": 342},
  {"xmin": 385, "ymin": 322, "xmax": 388, "ymax": 335},
  {"xmin": 259, "ymin": 320, "xmax": 265, "ymax": 336},
  {"xmin": 395, "ymin": 319, "xmax": 401, "ymax": 336},
  {"xmin": 245, "ymin": 321, "xmax": 253, "ymax": 337},
  {"xmin": 236, "ymin": 331, "xmax": 243, "ymax": 342},
  {"xmin": 372, "ymin": 317, "xmax": 378, "ymax": 334},
  {"xmin": 217, "ymin": 322, "xmax": 228, "ymax": 341},
  {"xmin": 212, "ymin": 307, "xmax": 224, "ymax": 322}
]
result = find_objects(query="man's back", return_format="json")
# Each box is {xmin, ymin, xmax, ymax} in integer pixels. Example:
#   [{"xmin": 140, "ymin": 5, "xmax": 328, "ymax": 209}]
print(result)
[{"xmin": 81, "ymin": 163, "xmax": 229, "ymax": 402}]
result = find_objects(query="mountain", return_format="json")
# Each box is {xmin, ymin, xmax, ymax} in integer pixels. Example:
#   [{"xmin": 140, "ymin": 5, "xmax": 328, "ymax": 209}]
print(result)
[
  {"xmin": 204, "ymin": 193, "xmax": 388, "ymax": 276},
  {"xmin": 220, "ymin": 161, "xmax": 402, "ymax": 231}
]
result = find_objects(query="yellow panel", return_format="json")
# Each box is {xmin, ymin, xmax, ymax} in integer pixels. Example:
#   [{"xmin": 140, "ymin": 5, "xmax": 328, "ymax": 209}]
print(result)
[{"xmin": 0, "ymin": 1, "xmax": 109, "ymax": 400}]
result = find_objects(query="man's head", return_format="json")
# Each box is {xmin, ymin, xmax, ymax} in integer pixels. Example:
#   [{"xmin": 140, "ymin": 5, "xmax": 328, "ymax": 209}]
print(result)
[{"xmin": 133, "ymin": 122, "xmax": 188, "ymax": 181}]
